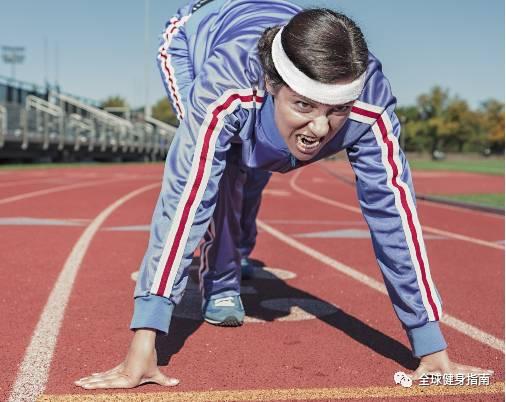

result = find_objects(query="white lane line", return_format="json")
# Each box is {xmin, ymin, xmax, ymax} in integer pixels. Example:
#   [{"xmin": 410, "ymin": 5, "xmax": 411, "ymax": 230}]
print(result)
[
  {"xmin": 262, "ymin": 189, "xmax": 291, "ymax": 196},
  {"xmin": 0, "ymin": 217, "xmax": 89, "ymax": 226},
  {"xmin": 0, "ymin": 178, "xmax": 124, "ymax": 205},
  {"xmin": 0, "ymin": 178, "xmax": 66, "ymax": 188},
  {"xmin": 7, "ymin": 182, "xmax": 159, "ymax": 402},
  {"xmin": 290, "ymin": 170, "xmax": 504, "ymax": 251},
  {"xmin": 256, "ymin": 219, "xmax": 504, "ymax": 354}
]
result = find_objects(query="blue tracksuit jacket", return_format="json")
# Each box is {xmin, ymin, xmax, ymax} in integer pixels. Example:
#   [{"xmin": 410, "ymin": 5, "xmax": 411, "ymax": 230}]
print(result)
[{"xmin": 131, "ymin": 0, "xmax": 447, "ymax": 358}]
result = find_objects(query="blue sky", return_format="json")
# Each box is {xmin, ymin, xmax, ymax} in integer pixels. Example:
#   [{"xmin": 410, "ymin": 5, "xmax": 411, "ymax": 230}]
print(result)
[{"xmin": 1, "ymin": 0, "xmax": 504, "ymax": 109}]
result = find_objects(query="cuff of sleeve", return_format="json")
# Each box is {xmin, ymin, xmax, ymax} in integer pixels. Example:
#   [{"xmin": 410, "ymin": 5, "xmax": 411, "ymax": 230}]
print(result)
[
  {"xmin": 406, "ymin": 321, "xmax": 448, "ymax": 358},
  {"xmin": 130, "ymin": 294, "xmax": 174, "ymax": 335}
]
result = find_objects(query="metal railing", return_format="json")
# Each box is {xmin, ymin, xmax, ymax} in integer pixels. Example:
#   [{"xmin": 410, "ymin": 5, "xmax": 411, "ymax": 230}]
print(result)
[
  {"xmin": 67, "ymin": 113, "xmax": 96, "ymax": 151},
  {"xmin": 53, "ymin": 93, "xmax": 135, "ymax": 153},
  {"xmin": 0, "ymin": 105, "xmax": 6, "ymax": 148},
  {"xmin": 1, "ymin": 91, "xmax": 178, "ymax": 161},
  {"xmin": 145, "ymin": 116, "xmax": 177, "ymax": 157},
  {"xmin": 24, "ymin": 95, "xmax": 64, "ymax": 150}
]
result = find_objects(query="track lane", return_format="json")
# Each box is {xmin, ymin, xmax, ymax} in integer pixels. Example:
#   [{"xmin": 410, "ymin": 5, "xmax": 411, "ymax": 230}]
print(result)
[
  {"xmin": 1, "ymin": 173, "xmax": 162, "ymax": 401},
  {"xmin": 43, "ymin": 168, "xmax": 502, "ymax": 400},
  {"xmin": 272, "ymin": 167, "xmax": 504, "ymax": 340},
  {"xmin": 45, "ymin": 226, "xmax": 504, "ymax": 397},
  {"xmin": 1, "ymin": 163, "xmax": 501, "ymax": 401},
  {"xmin": 296, "ymin": 165, "xmax": 504, "ymax": 247},
  {"xmin": 321, "ymin": 160, "xmax": 504, "ymax": 196},
  {"xmin": 0, "ymin": 226, "xmax": 83, "ymax": 402},
  {"xmin": 7, "ymin": 182, "xmax": 159, "ymax": 402}
]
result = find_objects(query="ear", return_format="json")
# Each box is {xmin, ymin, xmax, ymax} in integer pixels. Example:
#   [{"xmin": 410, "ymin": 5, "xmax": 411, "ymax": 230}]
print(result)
[{"xmin": 265, "ymin": 79, "xmax": 277, "ymax": 95}]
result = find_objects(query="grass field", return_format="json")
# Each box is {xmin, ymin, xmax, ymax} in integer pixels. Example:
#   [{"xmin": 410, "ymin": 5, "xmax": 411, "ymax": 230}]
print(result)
[
  {"xmin": 405, "ymin": 155, "xmax": 504, "ymax": 210},
  {"xmin": 431, "ymin": 193, "xmax": 505, "ymax": 210},
  {"xmin": 408, "ymin": 156, "xmax": 504, "ymax": 175}
]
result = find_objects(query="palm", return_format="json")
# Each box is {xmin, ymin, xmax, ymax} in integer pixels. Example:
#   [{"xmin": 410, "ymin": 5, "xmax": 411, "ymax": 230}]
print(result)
[
  {"xmin": 409, "ymin": 350, "xmax": 494, "ymax": 381},
  {"xmin": 75, "ymin": 361, "xmax": 178, "ymax": 389},
  {"xmin": 74, "ymin": 330, "xmax": 179, "ymax": 390}
]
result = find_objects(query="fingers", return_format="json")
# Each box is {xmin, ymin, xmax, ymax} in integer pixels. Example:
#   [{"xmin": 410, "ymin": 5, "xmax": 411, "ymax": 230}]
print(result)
[
  {"xmin": 91, "ymin": 363, "xmax": 124, "ymax": 377},
  {"xmin": 76, "ymin": 373, "xmax": 135, "ymax": 390},
  {"xmin": 75, "ymin": 368, "xmax": 180, "ymax": 390},
  {"xmin": 76, "ymin": 372, "xmax": 128, "ymax": 387},
  {"xmin": 75, "ymin": 362, "xmax": 124, "ymax": 383},
  {"xmin": 451, "ymin": 363, "xmax": 494, "ymax": 376}
]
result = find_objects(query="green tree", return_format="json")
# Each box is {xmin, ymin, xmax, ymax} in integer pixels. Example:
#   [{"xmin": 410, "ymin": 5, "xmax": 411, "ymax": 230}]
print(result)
[
  {"xmin": 151, "ymin": 98, "xmax": 179, "ymax": 126},
  {"xmin": 397, "ymin": 105, "xmax": 429, "ymax": 152},
  {"xmin": 100, "ymin": 95, "xmax": 129, "ymax": 108},
  {"xmin": 416, "ymin": 86, "xmax": 458, "ymax": 155},
  {"xmin": 479, "ymin": 99, "xmax": 505, "ymax": 153},
  {"xmin": 443, "ymin": 98, "xmax": 481, "ymax": 152}
]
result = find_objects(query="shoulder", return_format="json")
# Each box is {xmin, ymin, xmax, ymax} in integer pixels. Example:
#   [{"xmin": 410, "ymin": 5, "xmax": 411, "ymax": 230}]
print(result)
[
  {"xmin": 358, "ymin": 53, "xmax": 396, "ymax": 110},
  {"xmin": 348, "ymin": 52, "xmax": 397, "ymax": 126}
]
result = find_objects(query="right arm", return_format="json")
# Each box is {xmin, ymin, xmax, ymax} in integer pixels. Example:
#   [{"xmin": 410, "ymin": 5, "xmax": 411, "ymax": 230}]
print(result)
[
  {"xmin": 131, "ymin": 48, "xmax": 265, "ymax": 335},
  {"xmin": 75, "ymin": 47, "xmax": 265, "ymax": 390}
]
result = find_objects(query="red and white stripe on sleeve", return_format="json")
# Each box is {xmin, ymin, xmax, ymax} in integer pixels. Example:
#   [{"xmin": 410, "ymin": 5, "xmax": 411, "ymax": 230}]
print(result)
[
  {"xmin": 349, "ymin": 100, "xmax": 443, "ymax": 322},
  {"xmin": 151, "ymin": 88, "xmax": 265, "ymax": 297},
  {"xmin": 158, "ymin": 15, "xmax": 192, "ymax": 121}
]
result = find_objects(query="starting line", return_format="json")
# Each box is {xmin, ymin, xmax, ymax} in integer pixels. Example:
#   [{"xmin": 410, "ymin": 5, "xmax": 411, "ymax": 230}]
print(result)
[{"xmin": 38, "ymin": 382, "xmax": 505, "ymax": 401}]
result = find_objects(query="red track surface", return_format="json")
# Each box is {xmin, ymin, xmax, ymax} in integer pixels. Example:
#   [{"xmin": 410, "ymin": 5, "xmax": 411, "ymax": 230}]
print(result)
[{"xmin": 1, "ymin": 161, "xmax": 504, "ymax": 401}]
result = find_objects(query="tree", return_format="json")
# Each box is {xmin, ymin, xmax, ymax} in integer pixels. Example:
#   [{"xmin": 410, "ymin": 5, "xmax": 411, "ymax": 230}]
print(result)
[
  {"xmin": 151, "ymin": 98, "xmax": 179, "ymax": 126},
  {"xmin": 415, "ymin": 86, "xmax": 458, "ymax": 155},
  {"xmin": 397, "ymin": 105, "xmax": 428, "ymax": 152},
  {"xmin": 443, "ymin": 98, "xmax": 480, "ymax": 152},
  {"xmin": 398, "ymin": 88, "xmax": 504, "ymax": 154},
  {"xmin": 100, "ymin": 96, "xmax": 129, "ymax": 109},
  {"xmin": 479, "ymin": 100, "xmax": 505, "ymax": 153}
]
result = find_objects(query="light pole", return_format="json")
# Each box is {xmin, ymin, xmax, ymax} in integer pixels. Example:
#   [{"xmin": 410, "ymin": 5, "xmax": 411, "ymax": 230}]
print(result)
[
  {"xmin": 2, "ymin": 46, "xmax": 25, "ymax": 81},
  {"xmin": 144, "ymin": 0, "xmax": 151, "ymax": 118}
]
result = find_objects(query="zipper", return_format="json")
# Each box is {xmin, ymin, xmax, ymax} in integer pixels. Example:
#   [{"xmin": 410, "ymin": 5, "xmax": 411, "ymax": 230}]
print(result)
[{"xmin": 290, "ymin": 154, "xmax": 297, "ymax": 168}]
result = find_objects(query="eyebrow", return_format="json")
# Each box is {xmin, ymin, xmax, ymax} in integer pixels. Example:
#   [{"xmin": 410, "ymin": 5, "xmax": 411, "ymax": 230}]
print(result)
[
  {"xmin": 289, "ymin": 92, "xmax": 315, "ymax": 105},
  {"xmin": 288, "ymin": 91, "xmax": 353, "ymax": 108}
]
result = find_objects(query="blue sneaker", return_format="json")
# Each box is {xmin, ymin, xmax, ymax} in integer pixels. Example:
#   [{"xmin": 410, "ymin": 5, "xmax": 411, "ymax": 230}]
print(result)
[
  {"xmin": 202, "ymin": 295, "xmax": 245, "ymax": 326},
  {"xmin": 241, "ymin": 257, "xmax": 255, "ymax": 280}
]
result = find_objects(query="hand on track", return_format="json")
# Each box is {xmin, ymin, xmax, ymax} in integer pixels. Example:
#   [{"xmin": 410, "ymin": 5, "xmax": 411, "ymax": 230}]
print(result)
[
  {"xmin": 408, "ymin": 349, "xmax": 494, "ymax": 381},
  {"xmin": 74, "ymin": 329, "xmax": 179, "ymax": 390}
]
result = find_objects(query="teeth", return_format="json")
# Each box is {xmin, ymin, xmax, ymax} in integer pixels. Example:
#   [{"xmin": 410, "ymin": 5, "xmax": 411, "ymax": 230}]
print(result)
[
  {"xmin": 296, "ymin": 135, "xmax": 321, "ymax": 151},
  {"xmin": 301, "ymin": 135, "xmax": 318, "ymax": 144}
]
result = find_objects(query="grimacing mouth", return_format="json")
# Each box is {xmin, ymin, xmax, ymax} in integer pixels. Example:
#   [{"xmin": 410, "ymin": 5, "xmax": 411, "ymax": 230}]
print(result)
[{"xmin": 295, "ymin": 133, "xmax": 323, "ymax": 146}]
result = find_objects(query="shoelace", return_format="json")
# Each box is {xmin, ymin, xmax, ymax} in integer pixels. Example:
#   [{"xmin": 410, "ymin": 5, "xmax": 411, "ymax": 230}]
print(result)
[{"xmin": 214, "ymin": 296, "xmax": 236, "ymax": 307}]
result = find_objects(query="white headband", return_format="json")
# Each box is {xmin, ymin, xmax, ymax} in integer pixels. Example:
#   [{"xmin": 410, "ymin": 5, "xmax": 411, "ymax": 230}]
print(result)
[{"xmin": 271, "ymin": 27, "xmax": 366, "ymax": 105}]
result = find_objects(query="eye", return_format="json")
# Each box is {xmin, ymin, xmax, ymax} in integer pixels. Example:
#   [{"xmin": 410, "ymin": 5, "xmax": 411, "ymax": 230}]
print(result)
[
  {"xmin": 331, "ymin": 105, "xmax": 352, "ymax": 114},
  {"xmin": 294, "ymin": 100, "xmax": 312, "ymax": 112}
]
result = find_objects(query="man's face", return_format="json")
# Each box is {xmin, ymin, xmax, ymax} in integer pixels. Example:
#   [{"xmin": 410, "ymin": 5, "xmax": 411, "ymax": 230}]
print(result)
[{"xmin": 268, "ymin": 84, "xmax": 353, "ymax": 161}]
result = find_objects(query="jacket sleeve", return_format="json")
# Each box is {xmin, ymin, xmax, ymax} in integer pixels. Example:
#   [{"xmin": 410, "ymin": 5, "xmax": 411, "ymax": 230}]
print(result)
[
  {"xmin": 347, "ymin": 82, "xmax": 447, "ymax": 358},
  {"xmin": 130, "ymin": 42, "xmax": 263, "ymax": 335},
  {"xmin": 157, "ymin": 4, "xmax": 195, "ymax": 121}
]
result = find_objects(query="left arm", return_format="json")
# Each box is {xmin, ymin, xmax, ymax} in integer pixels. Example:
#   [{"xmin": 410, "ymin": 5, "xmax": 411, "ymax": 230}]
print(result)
[
  {"xmin": 347, "ymin": 88, "xmax": 493, "ymax": 378},
  {"xmin": 347, "ymin": 103, "xmax": 446, "ymax": 358}
]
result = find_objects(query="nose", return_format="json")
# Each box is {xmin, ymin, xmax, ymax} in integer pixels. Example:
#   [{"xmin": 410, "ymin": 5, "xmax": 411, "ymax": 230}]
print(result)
[{"xmin": 308, "ymin": 115, "xmax": 330, "ymax": 138}]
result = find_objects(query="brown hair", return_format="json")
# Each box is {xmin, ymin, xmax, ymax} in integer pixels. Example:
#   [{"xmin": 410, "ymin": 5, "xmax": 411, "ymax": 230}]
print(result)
[{"xmin": 258, "ymin": 8, "xmax": 368, "ymax": 91}]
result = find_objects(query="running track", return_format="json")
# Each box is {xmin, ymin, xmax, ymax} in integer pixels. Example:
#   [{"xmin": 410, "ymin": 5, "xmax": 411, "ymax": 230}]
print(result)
[{"xmin": 0, "ymin": 161, "xmax": 503, "ymax": 401}]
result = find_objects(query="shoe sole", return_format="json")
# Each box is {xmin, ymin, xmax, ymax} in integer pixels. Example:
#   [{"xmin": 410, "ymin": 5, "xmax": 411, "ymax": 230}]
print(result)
[{"xmin": 204, "ymin": 316, "xmax": 244, "ymax": 327}]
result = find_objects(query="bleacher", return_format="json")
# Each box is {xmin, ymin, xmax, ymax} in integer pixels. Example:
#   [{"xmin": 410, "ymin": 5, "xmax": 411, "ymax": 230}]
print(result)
[{"xmin": 0, "ymin": 76, "xmax": 176, "ymax": 162}]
